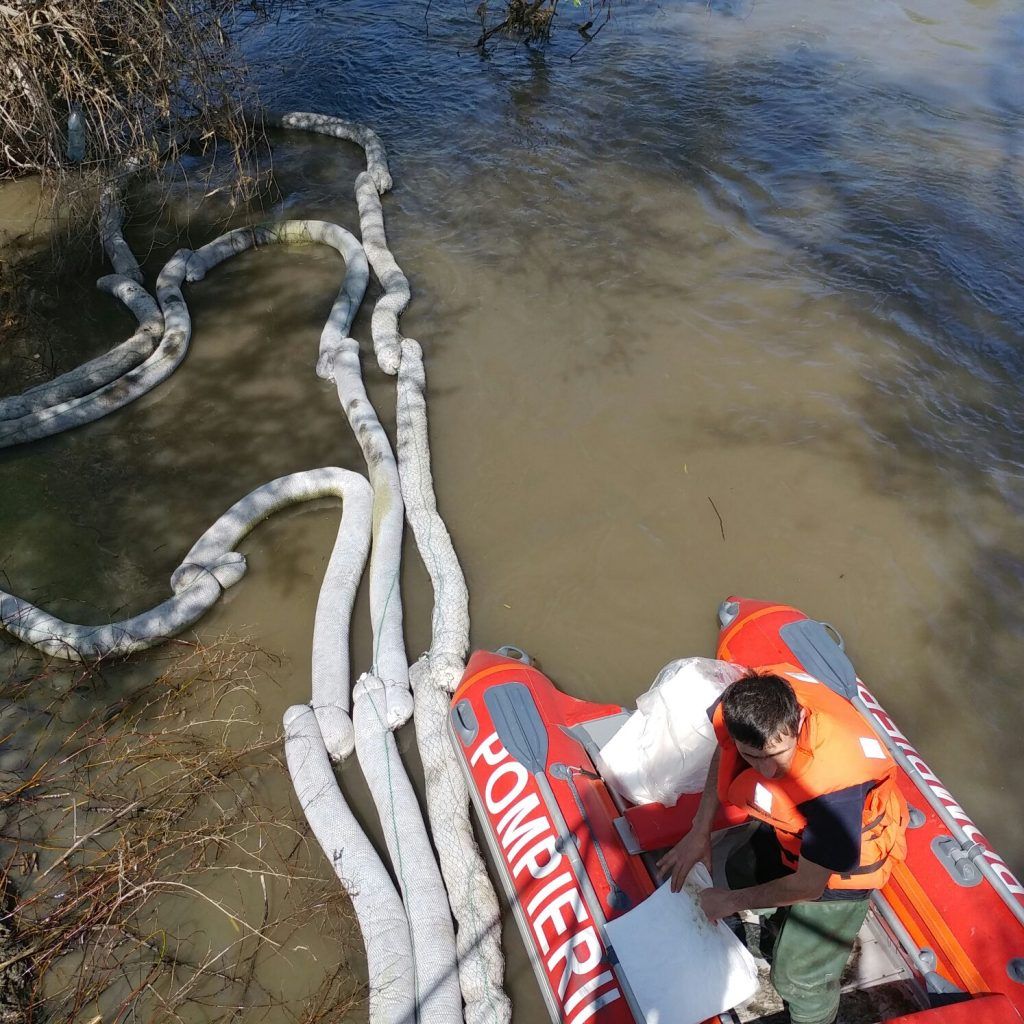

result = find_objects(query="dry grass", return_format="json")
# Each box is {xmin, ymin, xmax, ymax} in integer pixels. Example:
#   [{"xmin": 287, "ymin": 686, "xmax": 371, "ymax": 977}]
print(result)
[
  {"xmin": 0, "ymin": 1, "xmax": 280, "ymax": 397},
  {"xmin": 0, "ymin": 637, "xmax": 366, "ymax": 1024},
  {"xmin": 0, "ymin": 0, "xmax": 268, "ymax": 189}
]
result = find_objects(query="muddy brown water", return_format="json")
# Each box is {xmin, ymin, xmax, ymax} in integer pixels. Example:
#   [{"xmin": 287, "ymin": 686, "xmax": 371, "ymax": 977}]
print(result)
[{"xmin": 1, "ymin": 0, "xmax": 1023, "ymax": 1019}]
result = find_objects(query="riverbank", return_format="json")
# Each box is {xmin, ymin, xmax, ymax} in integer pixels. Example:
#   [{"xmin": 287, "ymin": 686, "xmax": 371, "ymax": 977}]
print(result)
[{"xmin": 0, "ymin": 638, "xmax": 367, "ymax": 1021}]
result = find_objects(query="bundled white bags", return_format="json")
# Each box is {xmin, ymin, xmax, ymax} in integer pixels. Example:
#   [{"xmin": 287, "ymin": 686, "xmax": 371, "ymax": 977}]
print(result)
[{"xmin": 598, "ymin": 657, "xmax": 746, "ymax": 806}]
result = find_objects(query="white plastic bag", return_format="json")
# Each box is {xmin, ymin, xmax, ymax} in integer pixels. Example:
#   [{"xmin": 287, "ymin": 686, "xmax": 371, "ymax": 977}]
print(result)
[{"xmin": 597, "ymin": 657, "xmax": 745, "ymax": 806}]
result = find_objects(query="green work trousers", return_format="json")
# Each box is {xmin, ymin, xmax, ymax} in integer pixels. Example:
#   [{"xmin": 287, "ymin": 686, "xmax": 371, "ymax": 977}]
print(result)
[{"xmin": 726, "ymin": 826, "xmax": 870, "ymax": 1024}]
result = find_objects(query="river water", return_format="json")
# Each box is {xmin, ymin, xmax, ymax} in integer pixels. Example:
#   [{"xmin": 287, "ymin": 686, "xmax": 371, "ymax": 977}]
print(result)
[{"xmin": 1, "ymin": 0, "xmax": 1022, "ymax": 1019}]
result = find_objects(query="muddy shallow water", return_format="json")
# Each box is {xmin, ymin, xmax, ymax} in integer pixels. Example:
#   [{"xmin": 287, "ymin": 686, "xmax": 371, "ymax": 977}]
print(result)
[{"xmin": 1, "ymin": 0, "xmax": 1023, "ymax": 1019}]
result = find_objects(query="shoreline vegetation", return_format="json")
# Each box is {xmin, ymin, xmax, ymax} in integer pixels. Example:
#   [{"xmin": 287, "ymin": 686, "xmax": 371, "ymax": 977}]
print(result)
[
  {"xmin": 0, "ymin": 637, "xmax": 367, "ymax": 1023},
  {"xmin": 0, "ymin": 0, "xmax": 271, "ymax": 402},
  {"xmin": 0, "ymin": 0, "xmax": 264, "ymax": 186}
]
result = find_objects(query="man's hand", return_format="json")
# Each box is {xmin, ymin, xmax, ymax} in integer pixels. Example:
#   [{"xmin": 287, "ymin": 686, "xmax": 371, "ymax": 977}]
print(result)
[
  {"xmin": 657, "ymin": 829, "xmax": 712, "ymax": 893},
  {"xmin": 702, "ymin": 856, "xmax": 832, "ymax": 919},
  {"xmin": 698, "ymin": 886, "xmax": 737, "ymax": 923}
]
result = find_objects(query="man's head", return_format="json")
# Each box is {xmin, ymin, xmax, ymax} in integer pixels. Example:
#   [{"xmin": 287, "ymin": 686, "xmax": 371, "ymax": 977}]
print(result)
[{"xmin": 721, "ymin": 672, "xmax": 805, "ymax": 779}]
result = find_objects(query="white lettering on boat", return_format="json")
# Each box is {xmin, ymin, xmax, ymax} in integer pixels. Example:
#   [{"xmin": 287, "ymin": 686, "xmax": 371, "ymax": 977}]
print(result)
[
  {"xmin": 534, "ymin": 886, "xmax": 586, "ymax": 954},
  {"xmin": 485, "ymin": 761, "xmax": 529, "ymax": 813},
  {"xmin": 548, "ymin": 925, "xmax": 603, "ymax": 999},
  {"xmin": 514, "ymin": 836, "xmax": 563, "ymax": 879},
  {"xmin": 566, "ymin": 972, "xmax": 616, "ymax": 1015},
  {"xmin": 471, "ymin": 732, "xmax": 506, "ymax": 768},
  {"xmin": 469, "ymin": 729, "xmax": 624, "ymax": 1020},
  {"xmin": 527, "ymin": 871, "xmax": 575, "ymax": 915},
  {"xmin": 497, "ymin": 792, "xmax": 550, "ymax": 861},
  {"xmin": 857, "ymin": 683, "xmax": 1024, "ymax": 900}
]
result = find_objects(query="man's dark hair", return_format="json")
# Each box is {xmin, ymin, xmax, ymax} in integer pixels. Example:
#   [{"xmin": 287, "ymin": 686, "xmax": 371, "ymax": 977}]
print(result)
[{"xmin": 721, "ymin": 672, "xmax": 801, "ymax": 749}]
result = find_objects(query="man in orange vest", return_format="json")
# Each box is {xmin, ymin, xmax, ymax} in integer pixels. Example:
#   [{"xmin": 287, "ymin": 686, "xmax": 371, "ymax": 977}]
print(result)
[{"xmin": 658, "ymin": 669, "xmax": 908, "ymax": 1024}]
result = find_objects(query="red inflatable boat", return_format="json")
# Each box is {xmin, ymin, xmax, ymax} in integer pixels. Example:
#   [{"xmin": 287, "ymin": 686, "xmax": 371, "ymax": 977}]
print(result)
[{"xmin": 449, "ymin": 596, "xmax": 1024, "ymax": 1024}]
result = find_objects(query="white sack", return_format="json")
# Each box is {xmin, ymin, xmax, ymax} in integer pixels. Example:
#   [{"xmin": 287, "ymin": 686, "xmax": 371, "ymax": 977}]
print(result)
[
  {"xmin": 598, "ymin": 657, "xmax": 745, "ymax": 806},
  {"xmin": 605, "ymin": 865, "xmax": 758, "ymax": 1024}
]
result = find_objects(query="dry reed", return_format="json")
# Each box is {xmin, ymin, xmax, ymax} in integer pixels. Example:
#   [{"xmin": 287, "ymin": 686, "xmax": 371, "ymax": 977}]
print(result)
[
  {"xmin": 0, "ymin": 636, "xmax": 366, "ymax": 1024},
  {"xmin": 0, "ymin": 0, "xmax": 268, "ymax": 188}
]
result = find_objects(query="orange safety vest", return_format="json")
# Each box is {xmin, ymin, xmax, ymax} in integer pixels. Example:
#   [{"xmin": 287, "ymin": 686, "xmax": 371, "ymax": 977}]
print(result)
[{"xmin": 713, "ymin": 664, "xmax": 908, "ymax": 891}]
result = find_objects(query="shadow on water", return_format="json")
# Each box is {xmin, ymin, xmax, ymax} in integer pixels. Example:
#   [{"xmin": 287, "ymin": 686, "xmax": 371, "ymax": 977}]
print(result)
[{"xmin": 1, "ymin": 133, "xmax": 383, "ymax": 613}]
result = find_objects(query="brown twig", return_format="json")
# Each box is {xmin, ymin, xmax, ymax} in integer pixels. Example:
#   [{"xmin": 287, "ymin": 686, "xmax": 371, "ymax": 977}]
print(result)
[{"xmin": 708, "ymin": 496, "xmax": 726, "ymax": 540}]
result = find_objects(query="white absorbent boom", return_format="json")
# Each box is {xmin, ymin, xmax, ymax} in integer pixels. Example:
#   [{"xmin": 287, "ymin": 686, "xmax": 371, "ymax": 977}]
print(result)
[{"xmin": 0, "ymin": 114, "xmax": 511, "ymax": 1023}]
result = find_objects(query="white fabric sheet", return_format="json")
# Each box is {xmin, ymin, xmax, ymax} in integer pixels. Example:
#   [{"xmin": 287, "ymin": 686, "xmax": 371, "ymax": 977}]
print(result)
[{"xmin": 605, "ymin": 866, "xmax": 758, "ymax": 1024}]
